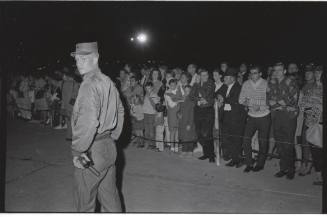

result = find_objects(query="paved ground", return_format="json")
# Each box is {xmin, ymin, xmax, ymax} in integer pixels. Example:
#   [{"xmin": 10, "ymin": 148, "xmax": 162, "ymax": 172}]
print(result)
[{"xmin": 5, "ymin": 119, "xmax": 322, "ymax": 213}]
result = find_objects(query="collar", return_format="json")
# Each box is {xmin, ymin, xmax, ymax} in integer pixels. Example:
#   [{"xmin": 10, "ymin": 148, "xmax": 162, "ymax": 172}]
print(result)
[
  {"xmin": 250, "ymin": 77, "xmax": 263, "ymax": 87},
  {"xmin": 276, "ymin": 76, "xmax": 286, "ymax": 84},
  {"xmin": 82, "ymin": 67, "xmax": 100, "ymax": 80},
  {"xmin": 228, "ymin": 81, "xmax": 236, "ymax": 88}
]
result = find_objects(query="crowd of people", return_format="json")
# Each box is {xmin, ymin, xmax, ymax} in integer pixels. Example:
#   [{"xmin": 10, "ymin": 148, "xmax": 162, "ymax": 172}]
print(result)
[
  {"xmin": 7, "ymin": 66, "xmax": 81, "ymax": 140},
  {"xmin": 7, "ymin": 61, "xmax": 323, "ymax": 185}
]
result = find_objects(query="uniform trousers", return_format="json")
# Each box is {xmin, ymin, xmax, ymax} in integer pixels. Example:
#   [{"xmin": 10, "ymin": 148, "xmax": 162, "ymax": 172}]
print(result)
[{"xmin": 73, "ymin": 134, "xmax": 121, "ymax": 212}]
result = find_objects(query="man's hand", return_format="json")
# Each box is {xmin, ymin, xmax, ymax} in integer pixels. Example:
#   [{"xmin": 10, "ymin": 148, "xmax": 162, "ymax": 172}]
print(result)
[
  {"xmin": 243, "ymin": 98, "xmax": 250, "ymax": 107},
  {"xmin": 199, "ymin": 98, "xmax": 208, "ymax": 105},
  {"xmin": 269, "ymin": 100, "xmax": 277, "ymax": 106},
  {"xmin": 186, "ymin": 125, "xmax": 191, "ymax": 131},
  {"xmin": 217, "ymin": 94, "xmax": 224, "ymax": 103},
  {"xmin": 278, "ymin": 100, "xmax": 286, "ymax": 106},
  {"xmin": 73, "ymin": 156, "xmax": 85, "ymax": 169},
  {"xmin": 251, "ymin": 105, "xmax": 260, "ymax": 112},
  {"xmin": 51, "ymin": 93, "xmax": 59, "ymax": 101}
]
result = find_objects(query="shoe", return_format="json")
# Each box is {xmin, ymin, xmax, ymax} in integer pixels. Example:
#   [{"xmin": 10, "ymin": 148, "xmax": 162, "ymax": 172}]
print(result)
[
  {"xmin": 147, "ymin": 145, "xmax": 156, "ymax": 150},
  {"xmin": 252, "ymin": 165, "xmax": 264, "ymax": 172},
  {"xmin": 153, "ymin": 148, "xmax": 161, "ymax": 152},
  {"xmin": 209, "ymin": 157, "xmax": 215, "ymax": 163},
  {"xmin": 244, "ymin": 166, "xmax": 253, "ymax": 173},
  {"xmin": 225, "ymin": 160, "xmax": 237, "ymax": 167},
  {"xmin": 274, "ymin": 170, "xmax": 287, "ymax": 178},
  {"xmin": 286, "ymin": 172, "xmax": 295, "ymax": 180},
  {"xmin": 198, "ymin": 155, "xmax": 208, "ymax": 160},
  {"xmin": 223, "ymin": 155, "xmax": 231, "ymax": 161},
  {"xmin": 235, "ymin": 161, "xmax": 244, "ymax": 168},
  {"xmin": 54, "ymin": 125, "xmax": 63, "ymax": 130}
]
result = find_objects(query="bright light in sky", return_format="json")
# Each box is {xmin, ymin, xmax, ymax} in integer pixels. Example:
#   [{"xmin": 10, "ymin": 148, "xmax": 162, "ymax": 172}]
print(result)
[
  {"xmin": 130, "ymin": 37, "xmax": 134, "ymax": 42},
  {"xmin": 136, "ymin": 33, "xmax": 147, "ymax": 43}
]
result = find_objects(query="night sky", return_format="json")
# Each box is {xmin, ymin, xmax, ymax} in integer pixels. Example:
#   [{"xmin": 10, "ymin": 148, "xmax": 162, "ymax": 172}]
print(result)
[{"xmin": 3, "ymin": 2, "xmax": 327, "ymax": 69}]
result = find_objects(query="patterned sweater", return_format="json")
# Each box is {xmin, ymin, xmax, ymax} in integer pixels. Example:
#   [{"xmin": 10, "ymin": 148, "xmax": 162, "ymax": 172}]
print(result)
[
  {"xmin": 239, "ymin": 78, "xmax": 270, "ymax": 117},
  {"xmin": 299, "ymin": 82, "xmax": 323, "ymax": 126},
  {"xmin": 267, "ymin": 76, "xmax": 299, "ymax": 116}
]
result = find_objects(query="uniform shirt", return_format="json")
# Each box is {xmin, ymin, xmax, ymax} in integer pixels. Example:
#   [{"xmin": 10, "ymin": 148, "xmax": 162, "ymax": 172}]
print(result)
[
  {"xmin": 71, "ymin": 68, "xmax": 124, "ymax": 157},
  {"xmin": 267, "ymin": 76, "xmax": 299, "ymax": 113}
]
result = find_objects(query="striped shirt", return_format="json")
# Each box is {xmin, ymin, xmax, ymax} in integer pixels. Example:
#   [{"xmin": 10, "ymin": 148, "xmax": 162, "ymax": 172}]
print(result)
[{"xmin": 239, "ymin": 78, "xmax": 270, "ymax": 118}]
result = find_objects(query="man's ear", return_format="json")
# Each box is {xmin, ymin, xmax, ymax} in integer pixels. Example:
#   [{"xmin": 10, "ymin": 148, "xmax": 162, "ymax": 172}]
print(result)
[
  {"xmin": 283, "ymin": 69, "xmax": 287, "ymax": 74},
  {"xmin": 92, "ymin": 53, "xmax": 99, "ymax": 65}
]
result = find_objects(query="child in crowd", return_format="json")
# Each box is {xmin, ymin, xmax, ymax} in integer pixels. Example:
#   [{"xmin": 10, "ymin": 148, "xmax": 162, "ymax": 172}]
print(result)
[
  {"xmin": 165, "ymin": 79, "xmax": 184, "ymax": 152},
  {"xmin": 178, "ymin": 85, "xmax": 196, "ymax": 157},
  {"xmin": 130, "ymin": 95, "xmax": 145, "ymax": 148},
  {"xmin": 142, "ymin": 82, "xmax": 160, "ymax": 149}
]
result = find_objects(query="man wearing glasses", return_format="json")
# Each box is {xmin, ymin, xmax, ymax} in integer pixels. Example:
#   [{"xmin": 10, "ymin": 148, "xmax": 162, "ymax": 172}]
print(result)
[
  {"xmin": 70, "ymin": 42, "xmax": 124, "ymax": 212},
  {"xmin": 239, "ymin": 65, "xmax": 271, "ymax": 173}
]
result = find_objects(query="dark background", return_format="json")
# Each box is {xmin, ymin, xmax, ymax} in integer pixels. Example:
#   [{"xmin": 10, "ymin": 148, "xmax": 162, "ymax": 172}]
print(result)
[
  {"xmin": 1, "ymin": 2, "xmax": 327, "ymax": 213},
  {"xmin": 2, "ymin": 2, "xmax": 327, "ymax": 70}
]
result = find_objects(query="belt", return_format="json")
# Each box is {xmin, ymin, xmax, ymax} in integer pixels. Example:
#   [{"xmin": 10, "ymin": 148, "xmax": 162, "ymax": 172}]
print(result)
[{"xmin": 94, "ymin": 131, "xmax": 111, "ymax": 141}]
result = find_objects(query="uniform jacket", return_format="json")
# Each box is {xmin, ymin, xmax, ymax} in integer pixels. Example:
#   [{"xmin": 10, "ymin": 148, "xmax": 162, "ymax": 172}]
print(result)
[{"xmin": 71, "ymin": 68, "xmax": 124, "ymax": 157}]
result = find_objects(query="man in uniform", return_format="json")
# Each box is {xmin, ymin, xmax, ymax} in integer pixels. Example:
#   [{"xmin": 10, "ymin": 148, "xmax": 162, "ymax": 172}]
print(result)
[{"xmin": 70, "ymin": 42, "xmax": 124, "ymax": 212}]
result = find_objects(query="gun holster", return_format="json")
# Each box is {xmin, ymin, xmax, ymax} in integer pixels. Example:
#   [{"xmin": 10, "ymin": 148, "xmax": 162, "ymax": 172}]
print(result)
[{"xmin": 77, "ymin": 152, "xmax": 94, "ymax": 169}]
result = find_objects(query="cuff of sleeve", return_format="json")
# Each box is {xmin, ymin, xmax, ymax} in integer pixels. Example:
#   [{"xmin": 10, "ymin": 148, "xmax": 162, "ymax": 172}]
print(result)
[{"xmin": 72, "ymin": 150, "xmax": 81, "ymax": 157}]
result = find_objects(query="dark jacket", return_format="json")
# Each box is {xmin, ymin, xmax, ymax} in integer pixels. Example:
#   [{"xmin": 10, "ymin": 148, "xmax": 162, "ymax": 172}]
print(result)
[
  {"xmin": 216, "ymin": 82, "xmax": 246, "ymax": 123},
  {"xmin": 190, "ymin": 79, "xmax": 215, "ymax": 109}
]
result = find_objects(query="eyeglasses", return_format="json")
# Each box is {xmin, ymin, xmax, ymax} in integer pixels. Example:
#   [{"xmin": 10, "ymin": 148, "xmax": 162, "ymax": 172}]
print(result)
[{"xmin": 75, "ymin": 54, "xmax": 92, "ymax": 63}]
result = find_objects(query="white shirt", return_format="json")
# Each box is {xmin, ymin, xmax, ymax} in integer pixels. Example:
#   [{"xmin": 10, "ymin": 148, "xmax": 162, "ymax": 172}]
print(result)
[
  {"xmin": 215, "ymin": 81, "xmax": 223, "ymax": 92},
  {"xmin": 226, "ymin": 81, "xmax": 235, "ymax": 97},
  {"xmin": 224, "ymin": 82, "xmax": 236, "ymax": 111}
]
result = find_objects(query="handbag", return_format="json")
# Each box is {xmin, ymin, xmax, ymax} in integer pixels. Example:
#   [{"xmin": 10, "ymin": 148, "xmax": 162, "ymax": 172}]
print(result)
[
  {"xmin": 306, "ymin": 123, "xmax": 322, "ymax": 148},
  {"xmin": 155, "ymin": 102, "xmax": 166, "ymax": 112}
]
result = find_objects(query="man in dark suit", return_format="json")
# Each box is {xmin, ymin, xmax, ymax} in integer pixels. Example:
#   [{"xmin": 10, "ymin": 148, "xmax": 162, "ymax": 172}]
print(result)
[{"xmin": 216, "ymin": 68, "xmax": 247, "ymax": 167}]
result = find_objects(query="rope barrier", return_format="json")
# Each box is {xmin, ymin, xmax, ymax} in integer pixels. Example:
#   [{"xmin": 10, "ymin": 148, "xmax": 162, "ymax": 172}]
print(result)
[
  {"xmin": 131, "ymin": 134, "xmax": 314, "ymax": 163},
  {"xmin": 131, "ymin": 132, "xmax": 314, "ymax": 147}
]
